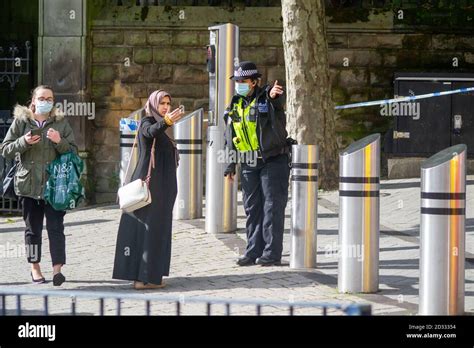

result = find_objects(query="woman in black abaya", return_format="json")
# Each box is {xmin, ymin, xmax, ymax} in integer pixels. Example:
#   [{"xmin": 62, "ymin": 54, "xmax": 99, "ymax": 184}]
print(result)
[{"xmin": 112, "ymin": 90, "xmax": 183, "ymax": 290}]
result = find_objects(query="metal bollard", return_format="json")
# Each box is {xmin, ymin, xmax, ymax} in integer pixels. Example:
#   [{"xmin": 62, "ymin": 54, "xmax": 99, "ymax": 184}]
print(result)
[
  {"xmin": 173, "ymin": 108, "xmax": 203, "ymax": 220},
  {"xmin": 205, "ymin": 23, "xmax": 239, "ymax": 234},
  {"xmin": 290, "ymin": 145, "xmax": 319, "ymax": 269},
  {"xmin": 419, "ymin": 144, "xmax": 466, "ymax": 315},
  {"xmin": 205, "ymin": 126, "xmax": 238, "ymax": 233},
  {"xmin": 338, "ymin": 134, "xmax": 380, "ymax": 294},
  {"xmin": 119, "ymin": 115, "xmax": 140, "ymax": 187}
]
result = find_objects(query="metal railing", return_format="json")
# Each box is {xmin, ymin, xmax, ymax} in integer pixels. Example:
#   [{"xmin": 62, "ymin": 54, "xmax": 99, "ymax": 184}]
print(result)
[
  {"xmin": 0, "ymin": 41, "xmax": 31, "ymax": 90},
  {"xmin": 0, "ymin": 288, "xmax": 372, "ymax": 316},
  {"xmin": 0, "ymin": 40, "xmax": 32, "ymax": 215},
  {"xmin": 0, "ymin": 111, "xmax": 22, "ymax": 215}
]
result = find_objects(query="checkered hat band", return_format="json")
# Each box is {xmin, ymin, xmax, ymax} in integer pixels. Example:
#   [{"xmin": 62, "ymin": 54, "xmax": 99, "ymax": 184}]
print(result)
[{"xmin": 234, "ymin": 69, "xmax": 258, "ymax": 77}]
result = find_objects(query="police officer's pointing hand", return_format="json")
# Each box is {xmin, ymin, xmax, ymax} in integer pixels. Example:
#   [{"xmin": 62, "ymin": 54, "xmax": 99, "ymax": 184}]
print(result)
[{"xmin": 269, "ymin": 80, "xmax": 284, "ymax": 99}]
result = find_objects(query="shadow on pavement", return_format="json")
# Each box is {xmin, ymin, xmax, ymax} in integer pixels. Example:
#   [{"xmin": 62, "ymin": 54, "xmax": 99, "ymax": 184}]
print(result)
[
  {"xmin": 69, "ymin": 271, "xmax": 339, "ymax": 294},
  {"xmin": 380, "ymin": 181, "xmax": 420, "ymax": 190}
]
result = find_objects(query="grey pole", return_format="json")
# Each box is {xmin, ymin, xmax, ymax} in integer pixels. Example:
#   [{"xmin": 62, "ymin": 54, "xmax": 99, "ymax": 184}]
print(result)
[
  {"xmin": 205, "ymin": 24, "xmax": 239, "ymax": 233},
  {"xmin": 338, "ymin": 134, "xmax": 380, "ymax": 294},
  {"xmin": 290, "ymin": 145, "xmax": 319, "ymax": 269},
  {"xmin": 119, "ymin": 116, "xmax": 140, "ymax": 187},
  {"xmin": 173, "ymin": 108, "xmax": 203, "ymax": 220},
  {"xmin": 419, "ymin": 144, "xmax": 466, "ymax": 315}
]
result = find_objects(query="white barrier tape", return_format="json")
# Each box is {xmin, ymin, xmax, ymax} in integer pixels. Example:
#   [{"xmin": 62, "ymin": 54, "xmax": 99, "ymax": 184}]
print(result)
[{"xmin": 334, "ymin": 86, "xmax": 474, "ymax": 110}]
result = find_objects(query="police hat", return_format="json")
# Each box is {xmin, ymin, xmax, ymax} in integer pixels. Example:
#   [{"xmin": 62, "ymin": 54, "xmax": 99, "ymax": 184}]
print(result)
[{"xmin": 230, "ymin": 61, "xmax": 262, "ymax": 81}]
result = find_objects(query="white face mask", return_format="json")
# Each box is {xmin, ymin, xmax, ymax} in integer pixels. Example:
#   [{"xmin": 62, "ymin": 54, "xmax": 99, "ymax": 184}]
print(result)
[
  {"xmin": 235, "ymin": 82, "xmax": 251, "ymax": 96},
  {"xmin": 35, "ymin": 100, "xmax": 54, "ymax": 114}
]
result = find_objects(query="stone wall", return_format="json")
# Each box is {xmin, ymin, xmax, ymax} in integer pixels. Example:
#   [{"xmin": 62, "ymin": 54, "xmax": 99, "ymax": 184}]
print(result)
[
  {"xmin": 89, "ymin": 5, "xmax": 474, "ymax": 203},
  {"xmin": 329, "ymin": 32, "xmax": 474, "ymax": 147}
]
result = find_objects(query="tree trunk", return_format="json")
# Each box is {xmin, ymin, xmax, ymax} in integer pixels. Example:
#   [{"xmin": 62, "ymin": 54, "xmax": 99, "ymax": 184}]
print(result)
[{"xmin": 281, "ymin": 0, "xmax": 339, "ymax": 190}]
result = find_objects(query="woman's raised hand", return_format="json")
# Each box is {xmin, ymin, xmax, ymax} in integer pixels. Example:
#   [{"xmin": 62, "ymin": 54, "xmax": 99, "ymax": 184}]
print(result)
[{"xmin": 165, "ymin": 107, "xmax": 185, "ymax": 124}]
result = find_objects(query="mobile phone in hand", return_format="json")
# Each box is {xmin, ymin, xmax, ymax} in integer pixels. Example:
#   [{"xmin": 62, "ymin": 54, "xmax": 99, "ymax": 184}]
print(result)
[{"xmin": 30, "ymin": 128, "xmax": 43, "ymax": 137}]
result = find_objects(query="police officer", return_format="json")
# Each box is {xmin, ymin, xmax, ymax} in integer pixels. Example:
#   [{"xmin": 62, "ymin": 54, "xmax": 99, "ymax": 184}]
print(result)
[{"xmin": 223, "ymin": 61, "xmax": 290, "ymax": 266}]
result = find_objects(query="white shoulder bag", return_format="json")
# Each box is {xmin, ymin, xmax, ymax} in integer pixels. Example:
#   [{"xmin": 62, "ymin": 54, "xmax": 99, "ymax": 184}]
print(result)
[{"xmin": 117, "ymin": 127, "xmax": 156, "ymax": 213}]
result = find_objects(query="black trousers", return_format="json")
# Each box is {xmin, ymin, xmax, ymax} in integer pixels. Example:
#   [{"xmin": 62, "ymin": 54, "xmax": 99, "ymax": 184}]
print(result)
[
  {"xmin": 240, "ymin": 154, "xmax": 290, "ymax": 261},
  {"xmin": 21, "ymin": 197, "xmax": 66, "ymax": 265}
]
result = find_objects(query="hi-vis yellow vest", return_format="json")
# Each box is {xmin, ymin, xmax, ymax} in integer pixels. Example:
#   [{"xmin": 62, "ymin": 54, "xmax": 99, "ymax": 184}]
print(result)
[{"xmin": 231, "ymin": 98, "xmax": 260, "ymax": 152}]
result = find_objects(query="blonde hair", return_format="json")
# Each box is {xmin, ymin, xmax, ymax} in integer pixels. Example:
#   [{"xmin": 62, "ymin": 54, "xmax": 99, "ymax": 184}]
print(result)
[{"xmin": 28, "ymin": 85, "xmax": 54, "ymax": 113}]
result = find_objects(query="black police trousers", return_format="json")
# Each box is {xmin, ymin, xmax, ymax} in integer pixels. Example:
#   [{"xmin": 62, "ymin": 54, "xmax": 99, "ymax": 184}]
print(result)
[
  {"xmin": 21, "ymin": 197, "xmax": 66, "ymax": 265},
  {"xmin": 240, "ymin": 153, "xmax": 290, "ymax": 261}
]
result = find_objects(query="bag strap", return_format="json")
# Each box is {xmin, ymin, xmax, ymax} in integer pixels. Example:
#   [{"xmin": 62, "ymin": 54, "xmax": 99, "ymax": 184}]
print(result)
[
  {"xmin": 122, "ymin": 122, "xmax": 156, "ymax": 186},
  {"xmin": 122, "ymin": 123, "xmax": 140, "ymax": 186},
  {"xmin": 144, "ymin": 138, "xmax": 156, "ymax": 185}
]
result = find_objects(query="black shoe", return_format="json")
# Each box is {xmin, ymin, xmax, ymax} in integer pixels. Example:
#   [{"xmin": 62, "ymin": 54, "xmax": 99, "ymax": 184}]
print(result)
[
  {"xmin": 236, "ymin": 256, "xmax": 256, "ymax": 266},
  {"xmin": 256, "ymin": 257, "xmax": 281, "ymax": 266},
  {"xmin": 53, "ymin": 272, "xmax": 66, "ymax": 286},
  {"xmin": 30, "ymin": 272, "xmax": 46, "ymax": 284}
]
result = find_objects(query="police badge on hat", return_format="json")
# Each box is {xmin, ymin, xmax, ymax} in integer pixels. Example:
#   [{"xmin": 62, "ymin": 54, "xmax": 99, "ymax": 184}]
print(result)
[{"xmin": 230, "ymin": 61, "xmax": 262, "ymax": 81}]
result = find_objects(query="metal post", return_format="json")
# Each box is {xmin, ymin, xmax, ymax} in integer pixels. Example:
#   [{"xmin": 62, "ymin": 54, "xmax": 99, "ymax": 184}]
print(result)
[
  {"xmin": 16, "ymin": 295, "xmax": 21, "ymax": 316},
  {"xmin": 43, "ymin": 296, "xmax": 49, "ymax": 316},
  {"xmin": 1, "ymin": 295, "xmax": 6, "ymax": 316},
  {"xmin": 338, "ymin": 134, "xmax": 380, "ymax": 294},
  {"xmin": 116, "ymin": 299, "xmax": 121, "ymax": 316},
  {"xmin": 205, "ymin": 23, "xmax": 239, "ymax": 234},
  {"xmin": 119, "ymin": 115, "xmax": 140, "ymax": 187},
  {"xmin": 99, "ymin": 298, "xmax": 104, "ymax": 316},
  {"xmin": 173, "ymin": 108, "xmax": 203, "ymax": 219},
  {"xmin": 290, "ymin": 145, "xmax": 319, "ymax": 269},
  {"xmin": 419, "ymin": 144, "xmax": 466, "ymax": 315},
  {"xmin": 146, "ymin": 301, "xmax": 151, "ymax": 316}
]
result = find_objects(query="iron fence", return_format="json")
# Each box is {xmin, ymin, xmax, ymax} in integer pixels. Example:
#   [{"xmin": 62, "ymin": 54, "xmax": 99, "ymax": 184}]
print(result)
[
  {"xmin": 0, "ymin": 41, "xmax": 31, "ymax": 215},
  {"xmin": 0, "ymin": 288, "xmax": 372, "ymax": 316},
  {"xmin": 0, "ymin": 111, "xmax": 22, "ymax": 215},
  {"xmin": 0, "ymin": 41, "xmax": 31, "ymax": 91}
]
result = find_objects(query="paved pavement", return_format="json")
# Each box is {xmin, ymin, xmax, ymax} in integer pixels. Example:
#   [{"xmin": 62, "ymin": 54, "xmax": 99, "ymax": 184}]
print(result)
[{"xmin": 0, "ymin": 176, "xmax": 472, "ymax": 315}]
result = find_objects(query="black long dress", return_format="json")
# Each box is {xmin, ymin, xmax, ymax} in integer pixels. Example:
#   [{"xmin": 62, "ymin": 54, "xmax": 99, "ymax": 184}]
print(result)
[{"xmin": 112, "ymin": 115, "xmax": 178, "ymax": 285}]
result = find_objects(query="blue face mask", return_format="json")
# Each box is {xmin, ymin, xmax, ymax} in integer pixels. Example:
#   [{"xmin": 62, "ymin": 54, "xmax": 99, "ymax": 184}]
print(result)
[
  {"xmin": 235, "ymin": 82, "xmax": 251, "ymax": 96},
  {"xmin": 35, "ymin": 100, "xmax": 54, "ymax": 114}
]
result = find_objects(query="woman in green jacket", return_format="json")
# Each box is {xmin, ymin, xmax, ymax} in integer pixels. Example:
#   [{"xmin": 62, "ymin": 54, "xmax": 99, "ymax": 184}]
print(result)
[{"xmin": 0, "ymin": 85, "xmax": 77, "ymax": 286}]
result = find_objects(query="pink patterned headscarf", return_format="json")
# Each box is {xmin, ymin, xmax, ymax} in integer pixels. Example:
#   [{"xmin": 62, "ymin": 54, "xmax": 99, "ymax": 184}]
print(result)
[{"xmin": 144, "ymin": 89, "xmax": 175, "ymax": 142}]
